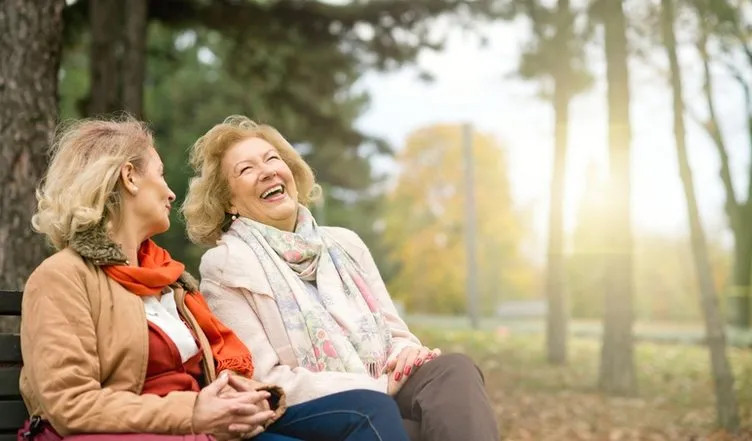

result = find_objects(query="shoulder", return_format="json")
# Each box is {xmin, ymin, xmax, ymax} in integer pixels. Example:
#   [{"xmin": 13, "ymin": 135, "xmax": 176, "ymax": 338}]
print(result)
[
  {"xmin": 24, "ymin": 248, "xmax": 92, "ymax": 300},
  {"xmin": 27, "ymin": 248, "xmax": 89, "ymax": 285},
  {"xmin": 321, "ymin": 226, "xmax": 373, "ymax": 266},
  {"xmin": 199, "ymin": 233, "xmax": 261, "ymax": 283},
  {"xmin": 321, "ymin": 226, "xmax": 367, "ymax": 252}
]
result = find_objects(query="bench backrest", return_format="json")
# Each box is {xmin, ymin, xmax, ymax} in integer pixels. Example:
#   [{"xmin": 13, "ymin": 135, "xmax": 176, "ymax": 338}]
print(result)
[{"xmin": 0, "ymin": 290, "xmax": 27, "ymax": 441}]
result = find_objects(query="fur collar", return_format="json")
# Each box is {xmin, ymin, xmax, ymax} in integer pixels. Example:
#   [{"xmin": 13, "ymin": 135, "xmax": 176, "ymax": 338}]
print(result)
[{"xmin": 70, "ymin": 223, "xmax": 199, "ymax": 292}]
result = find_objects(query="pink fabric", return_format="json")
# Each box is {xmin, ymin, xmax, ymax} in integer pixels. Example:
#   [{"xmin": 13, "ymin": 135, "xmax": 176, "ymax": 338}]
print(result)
[{"xmin": 17, "ymin": 420, "xmax": 216, "ymax": 441}]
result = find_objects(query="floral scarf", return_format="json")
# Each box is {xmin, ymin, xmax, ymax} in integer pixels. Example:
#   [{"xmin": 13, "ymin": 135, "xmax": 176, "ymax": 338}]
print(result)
[{"xmin": 229, "ymin": 206, "xmax": 392, "ymax": 378}]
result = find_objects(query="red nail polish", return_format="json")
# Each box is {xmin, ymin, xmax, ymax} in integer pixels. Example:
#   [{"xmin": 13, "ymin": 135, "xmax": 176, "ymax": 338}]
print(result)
[
  {"xmin": 415, "ymin": 358, "xmax": 423, "ymax": 366},
  {"xmin": 395, "ymin": 372, "xmax": 402, "ymax": 381},
  {"xmin": 404, "ymin": 366, "xmax": 411, "ymax": 376}
]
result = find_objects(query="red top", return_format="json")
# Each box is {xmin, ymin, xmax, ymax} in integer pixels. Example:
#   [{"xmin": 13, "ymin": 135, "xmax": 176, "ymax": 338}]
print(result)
[{"xmin": 142, "ymin": 321, "xmax": 204, "ymax": 397}]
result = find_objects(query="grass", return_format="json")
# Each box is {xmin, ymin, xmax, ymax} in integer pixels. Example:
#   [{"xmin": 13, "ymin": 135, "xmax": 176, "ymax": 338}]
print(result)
[{"xmin": 408, "ymin": 324, "xmax": 752, "ymax": 440}]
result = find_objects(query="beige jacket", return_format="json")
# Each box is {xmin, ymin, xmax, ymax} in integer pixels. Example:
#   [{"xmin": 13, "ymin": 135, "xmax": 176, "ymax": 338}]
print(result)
[
  {"xmin": 20, "ymin": 226, "xmax": 284, "ymax": 436},
  {"xmin": 199, "ymin": 225, "xmax": 422, "ymax": 406}
]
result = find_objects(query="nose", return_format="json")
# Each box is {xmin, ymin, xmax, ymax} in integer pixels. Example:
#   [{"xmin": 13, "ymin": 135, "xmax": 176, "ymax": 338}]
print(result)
[
  {"xmin": 167, "ymin": 187, "xmax": 176, "ymax": 202},
  {"xmin": 258, "ymin": 163, "xmax": 277, "ymax": 181}
]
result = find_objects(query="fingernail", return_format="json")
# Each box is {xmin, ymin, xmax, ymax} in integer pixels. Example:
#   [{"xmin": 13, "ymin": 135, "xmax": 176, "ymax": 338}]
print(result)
[
  {"xmin": 415, "ymin": 358, "xmax": 423, "ymax": 366},
  {"xmin": 395, "ymin": 371, "xmax": 402, "ymax": 381},
  {"xmin": 404, "ymin": 366, "xmax": 411, "ymax": 376}
]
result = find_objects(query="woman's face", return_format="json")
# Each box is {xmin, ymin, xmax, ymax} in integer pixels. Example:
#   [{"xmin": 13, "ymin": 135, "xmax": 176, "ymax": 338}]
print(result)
[
  {"xmin": 222, "ymin": 136, "xmax": 299, "ymax": 232},
  {"xmin": 130, "ymin": 147, "xmax": 176, "ymax": 237}
]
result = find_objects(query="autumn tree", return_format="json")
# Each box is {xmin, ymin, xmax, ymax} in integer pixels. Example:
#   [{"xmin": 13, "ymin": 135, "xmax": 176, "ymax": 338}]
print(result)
[{"xmin": 383, "ymin": 124, "xmax": 533, "ymax": 315}]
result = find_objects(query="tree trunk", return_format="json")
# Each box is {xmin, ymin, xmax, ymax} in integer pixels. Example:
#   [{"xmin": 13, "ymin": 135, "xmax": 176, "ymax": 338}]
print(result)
[
  {"xmin": 696, "ymin": 25, "xmax": 751, "ymax": 328},
  {"xmin": 662, "ymin": 0, "xmax": 739, "ymax": 429},
  {"xmin": 122, "ymin": 0, "xmax": 148, "ymax": 119},
  {"xmin": 545, "ymin": 0, "xmax": 572, "ymax": 365},
  {"xmin": 729, "ymin": 232, "xmax": 751, "ymax": 327},
  {"xmin": 598, "ymin": 0, "xmax": 637, "ymax": 395},
  {"xmin": 88, "ymin": 0, "xmax": 123, "ymax": 116},
  {"xmin": 0, "ymin": 0, "xmax": 64, "ymax": 290}
]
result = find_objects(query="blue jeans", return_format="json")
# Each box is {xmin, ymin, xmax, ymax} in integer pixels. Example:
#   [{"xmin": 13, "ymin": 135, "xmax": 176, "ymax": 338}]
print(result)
[{"xmin": 255, "ymin": 389, "xmax": 409, "ymax": 441}]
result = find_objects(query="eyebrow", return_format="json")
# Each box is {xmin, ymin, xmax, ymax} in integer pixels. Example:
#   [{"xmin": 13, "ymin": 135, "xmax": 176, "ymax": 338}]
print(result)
[{"xmin": 232, "ymin": 149, "xmax": 277, "ymax": 173}]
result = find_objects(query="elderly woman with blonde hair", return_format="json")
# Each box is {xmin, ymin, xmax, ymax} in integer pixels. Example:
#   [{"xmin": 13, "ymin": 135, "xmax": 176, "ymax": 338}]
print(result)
[
  {"xmin": 183, "ymin": 115, "xmax": 499, "ymax": 441},
  {"xmin": 19, "ymin": 116, "xmax": 409, "ymax": 441}
]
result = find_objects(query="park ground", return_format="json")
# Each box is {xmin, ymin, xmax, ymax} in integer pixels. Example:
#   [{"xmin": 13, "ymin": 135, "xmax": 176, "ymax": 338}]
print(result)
[{"xmin": 408, "ymin": 318, "xmax": 752, "ymax": 441}]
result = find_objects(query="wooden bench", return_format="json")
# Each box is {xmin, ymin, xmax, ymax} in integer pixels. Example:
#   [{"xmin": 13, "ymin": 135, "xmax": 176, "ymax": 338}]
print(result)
[{"xmin": 0, "ymin": 290, "xmax": 28, "ymax": 440}]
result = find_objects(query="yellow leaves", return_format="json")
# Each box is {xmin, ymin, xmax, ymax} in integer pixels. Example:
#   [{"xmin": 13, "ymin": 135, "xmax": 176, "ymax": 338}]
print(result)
[{"xmin": 384, "ymin": 123, "xmax": 535, "ymax": 314}]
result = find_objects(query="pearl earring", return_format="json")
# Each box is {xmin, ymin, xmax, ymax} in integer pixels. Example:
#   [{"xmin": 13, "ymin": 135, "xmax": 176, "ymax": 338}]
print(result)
[{"xmin": 231, "ymin": 214, "xmax": 238, "ymax": 221}]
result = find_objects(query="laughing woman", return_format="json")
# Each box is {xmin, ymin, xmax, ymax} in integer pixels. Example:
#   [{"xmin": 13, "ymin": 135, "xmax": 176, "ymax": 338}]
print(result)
[
  {"xmin": 19, "ymin": 117, "xmax": 409, "ymax": 441},
  {"xmin": 182, "ymin": 115, "xmax": 500, "ymax": 441}
]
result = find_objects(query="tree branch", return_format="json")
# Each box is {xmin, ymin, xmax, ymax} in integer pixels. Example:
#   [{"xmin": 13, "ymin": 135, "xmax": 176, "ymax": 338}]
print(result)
[{"xmin": 696, "ymin": 27, "xmax": 741, "ymax": 232}]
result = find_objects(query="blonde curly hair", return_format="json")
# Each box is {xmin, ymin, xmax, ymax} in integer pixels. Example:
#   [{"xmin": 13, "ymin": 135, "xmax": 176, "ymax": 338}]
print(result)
[
  {"xmin": 182, "ymin": 115, "xmax": 320, "ymax": 245},
  {"xmin": 32, "ymin": 117, "xmax": 153, "ymax": 250}
]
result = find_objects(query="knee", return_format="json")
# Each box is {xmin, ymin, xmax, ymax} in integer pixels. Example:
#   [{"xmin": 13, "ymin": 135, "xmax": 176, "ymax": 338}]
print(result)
[
  {"xmin": 433, "ymin": 353, "xmax": 485, "ymax": 383},
  {"xmin": 342, "ymin": 389, "xmax": 398, "ymax": 412}
]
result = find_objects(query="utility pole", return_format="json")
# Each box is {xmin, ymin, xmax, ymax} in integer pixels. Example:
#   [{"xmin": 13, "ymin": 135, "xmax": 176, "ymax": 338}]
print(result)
[{"xmin": 462, "ymin": 123, "xmax": 479, "ymax": 329}]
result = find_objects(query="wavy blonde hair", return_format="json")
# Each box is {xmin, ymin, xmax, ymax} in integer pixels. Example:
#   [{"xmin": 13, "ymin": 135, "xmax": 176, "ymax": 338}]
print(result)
[
  {"xmin": 183, "ymin": 115, "xmax": 320, "ymax": 245},
  {"xmin": 32, "ymin": 117, "xmax": 153, "ymax": 250}
]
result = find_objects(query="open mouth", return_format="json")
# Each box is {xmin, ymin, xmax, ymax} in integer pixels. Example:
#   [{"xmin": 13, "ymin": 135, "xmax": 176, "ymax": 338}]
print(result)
[{"xmin": 260, "ymin": 184, "xmax": 286, "ymax": 200}]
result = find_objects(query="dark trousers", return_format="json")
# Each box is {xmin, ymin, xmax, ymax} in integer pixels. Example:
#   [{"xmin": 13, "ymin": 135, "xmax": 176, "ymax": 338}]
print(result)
[
  {"xmin": 260, "ymin": 389, "xmax": 410, "ymax": 441},
  {"xmin": 394, "ymin": 353, "xmax": 499, "ymax": 441}
]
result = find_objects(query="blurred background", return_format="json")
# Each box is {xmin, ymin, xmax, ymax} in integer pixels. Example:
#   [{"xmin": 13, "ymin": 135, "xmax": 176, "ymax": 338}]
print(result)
[{"xmin": 2, "ymin": 0, "xmax": 752, "ymax": 439}]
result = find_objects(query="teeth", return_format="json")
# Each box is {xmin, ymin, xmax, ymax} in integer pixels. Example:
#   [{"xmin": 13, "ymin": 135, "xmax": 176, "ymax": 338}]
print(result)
[{"xmin": 261, "ymin": 185, "xmax": 284, "ymax": 199}]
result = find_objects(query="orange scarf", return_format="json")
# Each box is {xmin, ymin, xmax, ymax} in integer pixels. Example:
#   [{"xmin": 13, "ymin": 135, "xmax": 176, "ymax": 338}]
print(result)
[{"xmin": 103, "ymin": 239, "xmax": 254, "ymax": 377}]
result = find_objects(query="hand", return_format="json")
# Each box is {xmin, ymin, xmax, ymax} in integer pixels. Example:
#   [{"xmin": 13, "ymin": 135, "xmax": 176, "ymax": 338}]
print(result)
[
  {"xmin": 192, "ymin": 373, "xmax": 275, "ymax": 435},
  {"xmin": 217, "ymin": 374, "xmax": 271, "ymax": 411},
  {"xmin": 385, "ymin": 346, "xmax": 441, "ymax": 382},
  {"xmin": 387, "ymin": 370, "xmax": 406, "ymax": 396},
  {"xmin": 226, "ymin": 374, "xmax": 271, "ymax": 412}
]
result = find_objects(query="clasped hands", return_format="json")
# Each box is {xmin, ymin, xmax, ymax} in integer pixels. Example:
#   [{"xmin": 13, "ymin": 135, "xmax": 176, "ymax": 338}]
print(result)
[
  {"xmin": 192, "ymin": 371, "xmax": 274, "ymax": 441},
  {"xmin": 385, "ymin": 346, "xmax": 441, "ymax": 396}
]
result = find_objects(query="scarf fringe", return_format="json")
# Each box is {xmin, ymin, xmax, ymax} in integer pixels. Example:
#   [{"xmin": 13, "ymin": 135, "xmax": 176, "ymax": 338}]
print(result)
[
  {"xmin": 365, "ymin": 361, "xmax": 384, "ymax": 379},
  {"xmin": 217, "ymin": 354, "xmax": 254, "ymax": 377}
]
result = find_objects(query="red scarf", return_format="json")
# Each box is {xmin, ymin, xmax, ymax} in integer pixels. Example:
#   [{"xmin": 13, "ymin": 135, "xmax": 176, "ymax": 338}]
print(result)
[{"xmin": 103, "ymin": 239, "xmax": 254, "ymax": 377}]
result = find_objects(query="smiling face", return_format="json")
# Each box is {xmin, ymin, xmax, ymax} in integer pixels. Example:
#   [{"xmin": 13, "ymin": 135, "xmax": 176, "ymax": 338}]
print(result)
[
  {"xmin": 222, "ymin": 136, "xmax": 299, "ymax": 231},
  {"xmin": 130, "ymin": 147, "xmax": 176, "ymax": 237}
]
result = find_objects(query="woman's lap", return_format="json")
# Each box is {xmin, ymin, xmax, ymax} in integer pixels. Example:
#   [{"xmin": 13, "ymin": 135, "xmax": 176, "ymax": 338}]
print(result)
[
  {"xmin": 266, "ymin": 389, "xmax": 408, "ymax": 441},
  {"xmin": 393, "ymin": 353, "xmax": 499, "ymax": 441}
]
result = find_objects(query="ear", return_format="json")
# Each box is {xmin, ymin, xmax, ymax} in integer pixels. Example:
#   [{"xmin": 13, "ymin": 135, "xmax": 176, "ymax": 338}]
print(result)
[{"xmin": 120, "ymin": 162, "xmax": 140, "ymax": 195}]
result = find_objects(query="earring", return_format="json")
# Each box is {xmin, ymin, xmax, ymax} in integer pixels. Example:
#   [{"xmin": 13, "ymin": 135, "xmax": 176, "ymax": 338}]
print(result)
[{"xmin": 231, "ymin": 214, "xmax": 238, "ymax": 221}]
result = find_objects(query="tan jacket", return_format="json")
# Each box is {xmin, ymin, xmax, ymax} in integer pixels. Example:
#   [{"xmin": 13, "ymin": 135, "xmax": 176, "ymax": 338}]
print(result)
[
  {"xmin": 199, "ymin": 225, "xmax": 422, "ymax": 406},
  {"xmin": 20, "ymin": 226, "xmax": 284, "ymax": 436}
]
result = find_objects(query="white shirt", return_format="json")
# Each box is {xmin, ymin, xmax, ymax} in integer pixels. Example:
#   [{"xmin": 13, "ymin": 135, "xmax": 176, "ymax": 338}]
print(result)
[{"xmin": 142, "ymin": 287, "xmax": 200, "ymax": 363}]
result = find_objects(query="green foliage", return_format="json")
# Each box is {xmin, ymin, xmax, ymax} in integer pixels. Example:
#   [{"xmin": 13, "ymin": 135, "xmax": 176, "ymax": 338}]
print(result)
[
  {"xmin": 512, "ymin": 0, "xmax": 594, "ymax": 101},
  {"xmin": 58, "ymin": 0, "xmax": 500, "ymax": 272}
]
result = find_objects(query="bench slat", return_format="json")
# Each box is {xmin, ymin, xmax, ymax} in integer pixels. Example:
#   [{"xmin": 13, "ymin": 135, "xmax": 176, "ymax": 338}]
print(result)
[
  {"xmin": 0, "ymin": 292, "xmax": 22, "ymax": 316},
  {"xmin": 0, "ymin": 367, "xmax": 21, "ymax": 397},
  {"xmin": 0, "ymin": 400, "xmax": 27, "ymax": 430},
  {"xmin": 0, "ymin": 336, "xmax": 21, "ymax": 364}
]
